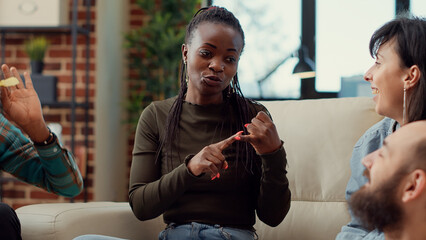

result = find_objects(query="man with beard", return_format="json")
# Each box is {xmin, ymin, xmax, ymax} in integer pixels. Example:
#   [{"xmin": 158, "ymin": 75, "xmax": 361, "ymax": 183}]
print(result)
[{"xmin": 349, "ymin": 120, "xmax": 426, "ymax": 240}]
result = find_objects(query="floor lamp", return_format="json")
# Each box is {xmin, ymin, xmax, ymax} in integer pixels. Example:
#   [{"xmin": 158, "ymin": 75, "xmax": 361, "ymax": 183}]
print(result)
[{"xmin": 257, "ymin": 44, "xmax": 315, "ymax": 99}]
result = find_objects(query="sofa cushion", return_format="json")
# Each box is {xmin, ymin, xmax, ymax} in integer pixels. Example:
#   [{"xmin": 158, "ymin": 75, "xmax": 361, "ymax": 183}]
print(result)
[
  {"xmin": 16, "ymin": 202, "xmax": 165, "ymax": 240},
  {"xmin": 256, "ymin": 97, "xmax": 383, "ymax": 239}
]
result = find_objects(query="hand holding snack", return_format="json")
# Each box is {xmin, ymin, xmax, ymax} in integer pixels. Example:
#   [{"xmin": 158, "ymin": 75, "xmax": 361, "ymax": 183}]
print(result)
[{"xmin": 0, "ymin": 64, "xmax": 50, "ymax": 143}]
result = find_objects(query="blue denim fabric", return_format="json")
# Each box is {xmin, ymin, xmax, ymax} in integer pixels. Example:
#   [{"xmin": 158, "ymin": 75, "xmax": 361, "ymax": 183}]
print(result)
[
  {"xmin": 336, "ymin": 117, "xmax": 396, "ymax": 240},
  {"xmin": 158, "ymin": 222, "xmax": 258, "ymax": 240}
]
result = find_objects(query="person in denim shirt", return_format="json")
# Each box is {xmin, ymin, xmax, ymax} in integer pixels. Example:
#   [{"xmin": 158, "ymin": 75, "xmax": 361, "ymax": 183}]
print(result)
[
  {"xmin": 0, "ymin": 64, "xmax": 83, "ymax": 240},
  {"xmin": 336, "ymin": 15, "xmax": 426, "ymax": 240},
  {"xmin": 337, "ymin": 118, "xmax": 396, "ymax": 240},
  {"xmin": 348, "ymin": 120, "xmax": 426, "ymax": 240}
]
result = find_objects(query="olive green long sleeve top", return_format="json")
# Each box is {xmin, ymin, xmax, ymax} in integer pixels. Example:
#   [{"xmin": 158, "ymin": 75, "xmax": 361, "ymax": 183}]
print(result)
[{"xmin": 129, "ymin": 97, "xmax": 291, "ymax": 229}]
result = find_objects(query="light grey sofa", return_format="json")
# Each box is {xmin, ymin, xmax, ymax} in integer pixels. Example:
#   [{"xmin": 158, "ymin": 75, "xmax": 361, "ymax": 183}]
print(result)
[{"xmin": 16, "ymin": 97, "xmax": 383, "ymax": 240}]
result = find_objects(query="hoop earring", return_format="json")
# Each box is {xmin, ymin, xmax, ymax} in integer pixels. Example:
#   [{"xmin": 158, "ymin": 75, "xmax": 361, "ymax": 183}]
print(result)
[{"xmin": 403, "ymin": 87, "xmax": 407, "ymax": 125}]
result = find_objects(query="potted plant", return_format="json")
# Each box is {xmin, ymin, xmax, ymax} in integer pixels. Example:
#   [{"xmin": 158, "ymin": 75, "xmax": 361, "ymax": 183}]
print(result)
[
  {"xmin": 124, "ymin": 0, "xmax": 200, "ymax": 131},
  {"xmin": 24, "ymin": 36, "xmax": 49, "ymax": 74}
]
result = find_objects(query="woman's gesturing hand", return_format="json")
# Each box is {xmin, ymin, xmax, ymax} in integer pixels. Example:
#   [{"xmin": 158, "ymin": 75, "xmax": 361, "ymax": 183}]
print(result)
[
  {"xmin": 187, "ymin": 132, "xmax": 242, "ymax": 180},
  {"xmin": 238, "ymin": 111, "xmax": 282, "ymax": 154}
]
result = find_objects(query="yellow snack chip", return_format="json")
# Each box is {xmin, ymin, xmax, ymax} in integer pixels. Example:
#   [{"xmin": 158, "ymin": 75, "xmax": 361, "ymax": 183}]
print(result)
[{"xmin": 0, "ymin": 77, "xmax": 19, "ymax": 87}]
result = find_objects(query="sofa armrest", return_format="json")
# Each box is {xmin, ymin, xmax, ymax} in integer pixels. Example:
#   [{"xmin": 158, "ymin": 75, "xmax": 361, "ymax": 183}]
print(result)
[{"xmin": 16, "ymin": 202, "xmax": 165, "ymax": 240}]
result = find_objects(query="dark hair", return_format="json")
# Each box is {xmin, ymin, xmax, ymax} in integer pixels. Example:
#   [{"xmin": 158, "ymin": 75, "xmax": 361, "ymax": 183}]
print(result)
[
  {"xmin": 369, "ymin": 14, "xmax": 426, "ymax": 122},
  {"xmin": 158, "ymin": 6, "xmax": 256, "ymax": 172},
  {"xmin": 185, "ymin": 6, "xmax": 245, "ymax": 49}
]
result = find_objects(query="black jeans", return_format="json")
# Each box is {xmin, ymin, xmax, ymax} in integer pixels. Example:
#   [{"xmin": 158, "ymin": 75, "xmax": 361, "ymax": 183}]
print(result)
[{"xmin": 0, "ymin": 203, "xmax": 22, "ymax": 240}]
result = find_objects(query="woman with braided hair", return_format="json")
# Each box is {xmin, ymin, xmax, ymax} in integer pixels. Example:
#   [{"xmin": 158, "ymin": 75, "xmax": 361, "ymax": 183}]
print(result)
[
  {"xmin": 75, "ymin": 6, "xmax": 290, "ymax": 240},
  {"xmin": 128, "ymin": 6, "xmax": 290, "ymax": 239}
]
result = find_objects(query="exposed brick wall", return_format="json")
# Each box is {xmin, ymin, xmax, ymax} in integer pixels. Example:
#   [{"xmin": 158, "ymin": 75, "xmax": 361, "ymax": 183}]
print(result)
[
  {"xmin": 125, "ymin": 0, "xmax": 145, "ymax": 192},
  {"xmin": 0, "ymin": 0, "xmax": 96, "ymax": 208}
]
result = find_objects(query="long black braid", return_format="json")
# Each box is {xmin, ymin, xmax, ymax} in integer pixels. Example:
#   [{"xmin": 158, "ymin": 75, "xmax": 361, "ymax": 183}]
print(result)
[{"xmin": 158, "ymin": 6, "xmax": 257, "ymax": 173}]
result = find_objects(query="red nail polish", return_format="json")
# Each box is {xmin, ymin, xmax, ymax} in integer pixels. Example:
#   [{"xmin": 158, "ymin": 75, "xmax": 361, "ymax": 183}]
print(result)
[
  {"xmin": 224, "ymin": 162, "xmax": 228, "ymax": 170},
  {"xmin": 244, "ymin": 123, "xmax": 249, "ymax": 128},
  {"xmin": 234, "ymin": 136, "xmax": 241, "ymax": 140},
  {"xmin": 211, "ymin": 175, "xmax": 217, "ymax": 180},
  {"xmin": 217, "ymin": 173, "xmax": 220, "ymax": 178}
]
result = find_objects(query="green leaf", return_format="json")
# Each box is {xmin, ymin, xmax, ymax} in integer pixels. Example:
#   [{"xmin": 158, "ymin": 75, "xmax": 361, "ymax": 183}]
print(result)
[{"xmin": 24, "ymin": 36, "xmax": 49, "ymax": 61}]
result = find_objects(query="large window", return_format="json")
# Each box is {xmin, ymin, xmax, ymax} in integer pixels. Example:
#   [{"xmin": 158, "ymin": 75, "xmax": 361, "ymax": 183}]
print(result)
[
  {"xmin": 411, "ymin": 0, "xmax": 426, "ymax": 16},
  {"xmin": 212, "ymin": 0, "xmax": 301, "ymax": 99},
  {"xmin": 210, "ymin": 1, "xmax": 426, "ymax": 98},
  {"xmin": 316, "ymin": 0, "xmax": 394, "ymax": 93}
]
